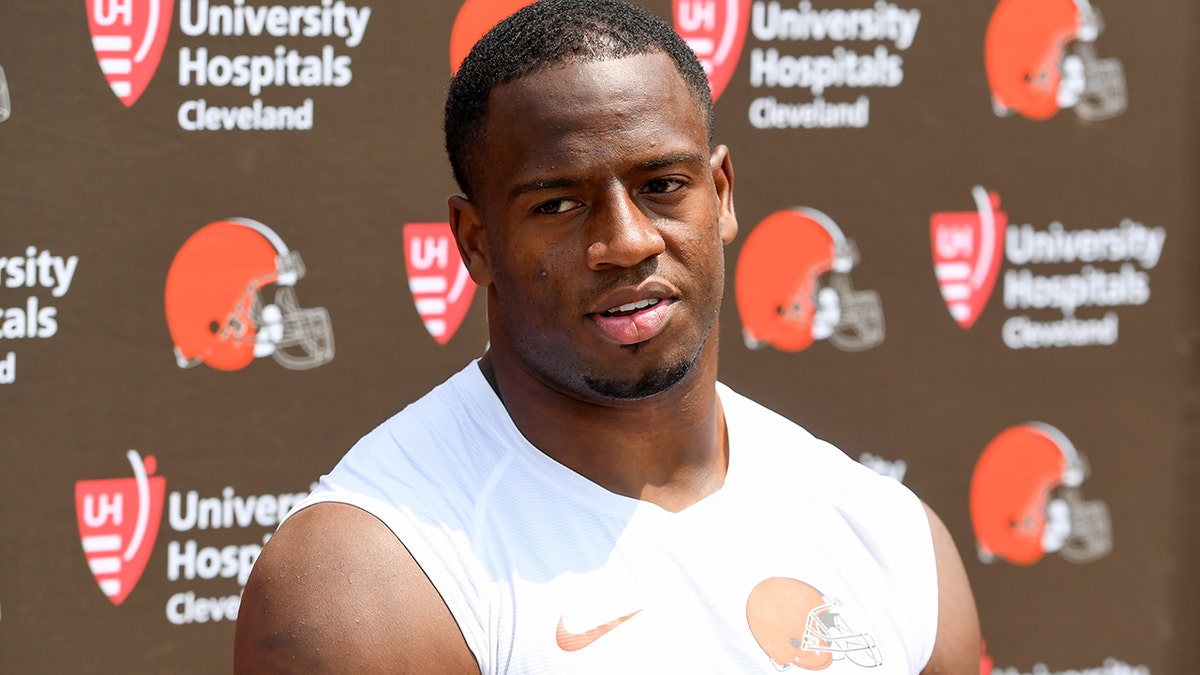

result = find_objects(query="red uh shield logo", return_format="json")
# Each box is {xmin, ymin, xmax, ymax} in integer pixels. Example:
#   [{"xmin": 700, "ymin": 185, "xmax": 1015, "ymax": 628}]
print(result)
[
  {"xmin": 75, "ymin": 451, "xmax": 165, "ymax": 605},
  {"xmin": 930, "ymin": 186, "xmax": 1007, "ymax": 329},
  {"xmin": 404, "ymin": 223, "xmax": 477, "ymax": 345},
  {"xmin": 673, "ymin": 0, "xmax": 750, "ymax": 102},
  {"xmin": 87, "ymin": 0, "xmax": 174, "ymax": 107}
]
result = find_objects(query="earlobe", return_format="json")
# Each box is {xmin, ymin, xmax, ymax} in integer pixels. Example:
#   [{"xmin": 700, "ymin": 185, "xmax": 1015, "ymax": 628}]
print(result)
[
  {"xmin": 448, "ymin": 195, "xmax": 493, "ymax": 286},
  {"xmin": 710, "ymin": 145, "xmax": 738, "ymax": 245}
]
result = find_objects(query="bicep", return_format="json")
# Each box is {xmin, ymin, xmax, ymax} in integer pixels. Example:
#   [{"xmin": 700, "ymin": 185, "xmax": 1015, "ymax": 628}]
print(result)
[
  {"xmin": 234, "ymin": 502, "xmax": 480, "ymax": 675},
  {"xmin": 920, "ymin": 503, "xmax": 982, "ymax": 675}
]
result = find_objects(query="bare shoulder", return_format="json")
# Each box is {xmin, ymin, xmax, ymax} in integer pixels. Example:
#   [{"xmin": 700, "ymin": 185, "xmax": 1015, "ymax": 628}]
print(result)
[
  {"xmin": 920, "ymin": 503, "xmax": 982, "ymax": 675},
  {"xmin": 233, "ymin": 501, "xmax": 480, "ymax": 674}
]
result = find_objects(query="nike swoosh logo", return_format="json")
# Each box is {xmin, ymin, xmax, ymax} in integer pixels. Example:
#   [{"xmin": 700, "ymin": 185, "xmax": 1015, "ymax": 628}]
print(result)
[{"xmin": 555, "ymin": 609, "xmax": 642, "ymax": 652}]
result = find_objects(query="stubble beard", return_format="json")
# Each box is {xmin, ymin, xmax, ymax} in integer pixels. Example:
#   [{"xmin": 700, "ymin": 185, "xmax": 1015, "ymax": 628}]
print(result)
[
  {"xmin": 580, "ymin": 303, "xmax": 720, "ymax": 400},
  {"xmin": 580, "ymin": 258, "xmax": 726, "ymax": 401},
  {"xmin": 583, "ymin": 354, "xmax": 695, "ymax": 400}
]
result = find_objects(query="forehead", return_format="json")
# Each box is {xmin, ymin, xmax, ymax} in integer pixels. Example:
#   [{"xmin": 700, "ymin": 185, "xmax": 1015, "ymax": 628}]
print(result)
[{"xmin": 477, "ymin": 52, "xmax": 709, "ymax": 195}]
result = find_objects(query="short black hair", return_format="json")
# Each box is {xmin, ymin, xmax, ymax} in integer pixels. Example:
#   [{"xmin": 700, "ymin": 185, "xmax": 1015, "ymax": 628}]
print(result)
[{"xmin": 444, "ymin": 0, "xmax": 714, "ymax": 198}]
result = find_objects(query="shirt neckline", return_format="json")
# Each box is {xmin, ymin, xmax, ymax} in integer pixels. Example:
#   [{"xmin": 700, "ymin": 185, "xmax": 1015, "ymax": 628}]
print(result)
[{"xmin": 456, "ymin": 359, "xmax": 741, "ymax": 520}]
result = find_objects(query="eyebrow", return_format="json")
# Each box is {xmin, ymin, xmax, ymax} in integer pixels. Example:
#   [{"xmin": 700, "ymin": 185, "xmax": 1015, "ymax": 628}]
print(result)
[
  {"xmin": 637, "ymin": 152, "xmax": 708, "ymax": 172},
  {"xmin": 506, "ymin": 152, "xmax": 709, "ymax": 201},
  {"xmin": 508, "ymin": 176, "xmax": 580, "ymax": 201}
]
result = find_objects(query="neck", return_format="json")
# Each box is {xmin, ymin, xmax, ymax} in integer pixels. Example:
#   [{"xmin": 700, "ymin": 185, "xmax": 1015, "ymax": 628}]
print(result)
[{"xmin": 479, "ymin": 339, "xmax": 728, "ymax": 513}]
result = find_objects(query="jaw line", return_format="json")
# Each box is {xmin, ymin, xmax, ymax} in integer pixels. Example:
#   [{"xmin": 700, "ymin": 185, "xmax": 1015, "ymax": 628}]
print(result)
[{"xmin": 582, "ymin": 357, "xmax": 693, "ymax": 400}]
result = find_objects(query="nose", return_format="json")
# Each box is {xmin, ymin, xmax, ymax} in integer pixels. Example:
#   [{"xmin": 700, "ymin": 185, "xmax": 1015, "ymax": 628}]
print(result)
[{"xmin": 585, "ymin": 185, "xmax": 666, "ymax": 270}]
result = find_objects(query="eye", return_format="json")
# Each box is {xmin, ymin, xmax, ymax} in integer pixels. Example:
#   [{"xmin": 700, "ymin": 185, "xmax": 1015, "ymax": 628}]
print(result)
[
  {"xmin": 533, "ymin": 198, "xmax": 580, "ymax": 215},
  {"xmin": 642, "ymin": 177, "xmax": 686, "ymax": 195}
]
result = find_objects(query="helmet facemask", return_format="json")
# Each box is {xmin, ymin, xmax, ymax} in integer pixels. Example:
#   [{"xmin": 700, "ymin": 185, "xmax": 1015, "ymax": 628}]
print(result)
[
  {"xmin": 1067, "ymin": 4, "xmax": 1127, "ymax": 120},
  {"xmin": 824, "ymin": 239, "xmax": 885, "ymax": 351},
  {"xmin": 0, "ymin": 64, "xmax": 10, "ymax": 123},
  {"xmin": 1072, "ymin": 41, "xmax": 1126, "ymax": 120},
  {"xmin": 1057, "ymin": 486, "xmax": 1113, "ymax": 562},
  {"xmin": 268, "ymin": 284, "xmax": 335, "ymax": 370},
  {"xmin": 803, "ymin": 597, "xmax": 883, "ymax": 668},
  {"xmin": 250, "ymin": 251, "xmax": 335, "ymax": 370}
]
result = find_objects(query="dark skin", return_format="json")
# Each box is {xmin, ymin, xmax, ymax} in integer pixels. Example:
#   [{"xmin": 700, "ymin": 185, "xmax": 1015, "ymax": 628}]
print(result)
[
  {"xmin": 454, "ymin": 53, "xmax": 737, "ymax": 511},
  {"xmin": 234, "ymin": 52, "xmax": 980, "ymax": 673}
]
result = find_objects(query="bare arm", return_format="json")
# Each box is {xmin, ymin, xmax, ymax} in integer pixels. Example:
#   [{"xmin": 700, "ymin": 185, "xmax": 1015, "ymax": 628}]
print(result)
[
  {"xmin": 234, "ymin": 502, "xmax": 480, "ymax": 674},
  {"xmin": 920, "ymin": 503, "xmax": 982, "ymax": 674}
]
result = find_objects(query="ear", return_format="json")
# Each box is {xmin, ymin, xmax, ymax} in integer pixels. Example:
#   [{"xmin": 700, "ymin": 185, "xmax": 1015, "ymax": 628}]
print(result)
[
  {"xmin": 710, "ymin": 144, "xmax": 738, "ymax": 245},
  {"xmin": 448, "ymin": 194, "xmax": 493, "ymax": 286}
]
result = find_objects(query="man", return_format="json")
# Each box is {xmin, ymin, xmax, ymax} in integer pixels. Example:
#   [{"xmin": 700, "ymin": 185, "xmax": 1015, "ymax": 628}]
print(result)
[{"xmin": 234, "ymin": 1, "xmax": 980, "ymax": 672}]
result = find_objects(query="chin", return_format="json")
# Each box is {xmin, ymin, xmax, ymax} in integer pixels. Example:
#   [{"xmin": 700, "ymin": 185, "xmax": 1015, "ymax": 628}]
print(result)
[
  {"xmin": 581, "ymin": 315, "xmax": 721, "ymax": 401},
  {"xmin": 582, "ymin": 355, "xmax": 695, "ymax": 401}
]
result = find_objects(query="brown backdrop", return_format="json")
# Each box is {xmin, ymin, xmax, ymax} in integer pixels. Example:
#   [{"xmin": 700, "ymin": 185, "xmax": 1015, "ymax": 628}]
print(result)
[{"xmin": 1, "ymin": 1, "xmax": 1196, "ymax": 672}]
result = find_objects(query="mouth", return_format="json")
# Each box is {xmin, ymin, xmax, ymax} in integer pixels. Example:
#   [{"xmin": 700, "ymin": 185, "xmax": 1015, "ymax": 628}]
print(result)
[
  {"xmin": 601, "ymin": 297, "xmax": 663, "ymax": 317},
  {"xmin": 590, "ymin": 297, "xmax": 675, "ymax": 346}
]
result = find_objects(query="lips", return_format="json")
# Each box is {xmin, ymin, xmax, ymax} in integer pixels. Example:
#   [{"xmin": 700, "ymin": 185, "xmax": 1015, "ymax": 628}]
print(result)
[
  {"xmin": 589, "ymin": 286, "xmax": 677, "ymax": 346},
  {"xmin": 602, "ymin": 297, "xmax": 662, "ymax": 316}
]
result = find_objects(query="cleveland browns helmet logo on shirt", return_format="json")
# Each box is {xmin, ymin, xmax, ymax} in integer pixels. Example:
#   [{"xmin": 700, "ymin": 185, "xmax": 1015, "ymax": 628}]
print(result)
[{"xmin": 746, "ymin": 577, "xmax": 882, "ymax": 670}]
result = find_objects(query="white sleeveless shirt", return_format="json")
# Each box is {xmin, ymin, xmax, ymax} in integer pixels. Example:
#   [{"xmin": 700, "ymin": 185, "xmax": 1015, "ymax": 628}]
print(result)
[{"xmin": 290, "ymin": 362, "xmax": 938, "ymax": 674}]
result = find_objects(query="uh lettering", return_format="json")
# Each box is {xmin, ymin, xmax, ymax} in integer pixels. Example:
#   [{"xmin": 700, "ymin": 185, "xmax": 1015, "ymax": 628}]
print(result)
[
  {"xmin": 677, "ymin": 0, "xmax": 716, "ymax": 33},
  {"xmin": 936, "ymin": 224, "xmax": 975, "ymax": 259},
  {"xmin": 92, "ymin": 0, "xmax": 134, "ymax": 27},
  {"xmin": 84, "ymin": 493, "xmax": 124, "ymax": 528},
  {"xmin": 410, "ymin": 236, "xmax": 450, "ymax": 270}
]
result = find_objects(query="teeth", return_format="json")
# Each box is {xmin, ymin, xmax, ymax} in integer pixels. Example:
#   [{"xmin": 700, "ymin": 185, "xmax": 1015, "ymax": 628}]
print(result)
[{"xmin": 606, "ymin": 298, "xmax": 660, "ymax": 315}]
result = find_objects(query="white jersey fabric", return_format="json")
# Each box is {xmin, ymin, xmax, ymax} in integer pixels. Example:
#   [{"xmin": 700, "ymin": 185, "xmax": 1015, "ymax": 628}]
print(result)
[{"xmin": 290, "ymin": 361, "xmax": 939, "ymax": 674}]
